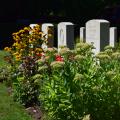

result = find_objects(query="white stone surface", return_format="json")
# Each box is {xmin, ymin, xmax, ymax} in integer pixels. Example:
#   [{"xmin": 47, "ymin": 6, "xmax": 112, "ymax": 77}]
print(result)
[
  {"xmin": 42, "ymin": 23, "xmax": 54, "ymax": 47},
  {"xmin": 58, "ymin": 22, "xmax": 74, "ymax": 50},
  {"xmin": 86, "ymin": 19, "xmax": 110, "ymax": 54},
  {"xmin": 109, "ymin": 27, "xmax": 117, "ymax": 47},
  {"xmin": 80, "ymin": 27, "xmax": 85, "ymax": 42}
]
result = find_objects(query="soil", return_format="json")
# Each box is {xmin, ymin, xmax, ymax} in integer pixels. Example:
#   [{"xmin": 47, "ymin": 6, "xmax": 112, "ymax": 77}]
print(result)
[{"xmin": 25, "ymin": 106, "xmax": 43, "ymax": 120}]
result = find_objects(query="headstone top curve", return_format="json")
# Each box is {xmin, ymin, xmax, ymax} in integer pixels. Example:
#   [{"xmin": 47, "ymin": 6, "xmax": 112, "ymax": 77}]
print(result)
[
  {"xmin": 42, "ymin": 23, "xmax": 53, "ymax": 26},
  {"xmin": 58, "ymin": 22, "xmax": 74, "ymax": 25},
  {"xmin": 86, "ymin": 19, "xmax": 110, "ymax": 24}
]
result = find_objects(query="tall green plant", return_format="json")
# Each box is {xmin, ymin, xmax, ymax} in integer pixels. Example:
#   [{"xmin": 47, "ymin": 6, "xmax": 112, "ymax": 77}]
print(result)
[{"xmin": 39, "ymin": 43, "xmax": 120, "ymax": 120}]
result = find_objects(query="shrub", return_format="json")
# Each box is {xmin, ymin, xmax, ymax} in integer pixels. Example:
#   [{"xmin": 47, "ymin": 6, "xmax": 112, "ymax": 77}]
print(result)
[
  {"xmin": 4, "ymin": 24, "xmax": 49, "ymax": 107},
  {"xmin": 4, "ymin": 25, "xmax": 120, "ymax": 120},
  {"xmin": 39, "ymin": 43, "xmax": 120, "ymax": 120}
]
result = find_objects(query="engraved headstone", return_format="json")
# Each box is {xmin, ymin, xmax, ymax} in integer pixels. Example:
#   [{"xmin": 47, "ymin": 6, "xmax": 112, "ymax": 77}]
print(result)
[
  {"xmin": 80, "ymin": 27, "xmax": 85, "ymax": 42},
  {"xmin": 109, "ymin": 27, "xmax": 117, "ymax": 47},
  {"xmin": 86, "ymin": 19, "xmax": 110, "ymax": 54},
  {"xmin": 42, "ymin": 23, "xmax": 54, "ymax": 48},
  {"xmin": 58, "ymin": 22, "xmax": 74, "ymax": 50}
]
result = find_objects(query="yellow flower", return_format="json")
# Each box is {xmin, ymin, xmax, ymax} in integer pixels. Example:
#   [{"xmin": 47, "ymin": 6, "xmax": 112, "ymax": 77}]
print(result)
[
  {"xmin": 4, "ymin": 47, "xmax": 11, "ymax": 52},
  {"xmin": 24, "ymin": 27, "xmax": 29, "ymax": 31},
  {"xmin": 29, "ymin": 39, "xmax": 33, "ymax": 44},
  {"xmin": 12, "ymin": 42, "xmax": 19, "ymax": 47},
  {"xmin": 15, "ymin": 56, "xmax": 21, "ymax": 61},
  {"xmin": 12, "ymin": 32, "xmax": 17, "ymax": 36},
  {"xmin": 19, "ymin": 30, "xmax": 24, "ymax": 33},
  {"xmin": 13, "ymin": 52, "xmax": 19, "ymax": 56},
  {"xmin": 4, "ymin": 47, "xmax": 8, "ymax": 51},
  {"xmin": 39, "ymin": 32, "xmax": 43, "ymax": 35},
  {"xmin": 13, "ymin": 42, "xmax": 22, "ymax": 49},
  {"xmin": 35, "ymin": 48, "xmax": 43, "ymax": 52},
  {"xmin": 20, "ymin": 49, "xmax": 24, "ymax": 53},
  {"xmin": 15, "ymin": 54, "xmax": 21, "ymax": 61}
]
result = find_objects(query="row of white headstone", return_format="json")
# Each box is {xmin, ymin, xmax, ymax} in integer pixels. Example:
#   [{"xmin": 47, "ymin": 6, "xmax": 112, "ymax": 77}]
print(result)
[{"xmin": 29, "ymin": 19, "xmax": 117, "ymax": 54}]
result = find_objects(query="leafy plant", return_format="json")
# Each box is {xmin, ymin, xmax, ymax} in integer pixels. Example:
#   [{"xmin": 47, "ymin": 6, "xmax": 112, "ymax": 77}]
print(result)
[
  {"xmin": 4, "ymin": 24, "xmax": 49, "ymax": 107},
  {"xmin": 39, "ymin": 43, "xmax": 120, "ymax": 120}
]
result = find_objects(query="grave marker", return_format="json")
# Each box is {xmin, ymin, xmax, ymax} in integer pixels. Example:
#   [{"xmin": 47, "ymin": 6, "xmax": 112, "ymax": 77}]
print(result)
[
  {"xmin": 109, "ymin": 27, "xmax": 117, "ymax": 47},
  {"xmin": 58, "ymin": 22, "xmax": 74, "ymax": 50},
  {"xmin": 42, "ymin": 23, "xmax": 54, "ymax": 48},
  {"xmin": 86, "ymin": 19, "xmax": 110, "ymax": 54},
  {"xmin": 80, "ymin": 27, "xmax": 85, "ymax": 42}
]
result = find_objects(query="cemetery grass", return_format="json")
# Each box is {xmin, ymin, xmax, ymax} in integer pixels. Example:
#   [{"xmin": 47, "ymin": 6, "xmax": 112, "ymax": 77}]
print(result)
[
  {"xmin": 0, "ymin": 83, "xmax": 33, "ymax": 120},
  {"xmin": 0, "ymin": 50, "xmax": 33, "ymax": 120},
  {"xmin": 0, "ymin": 50, "xmax": 11, "ymax": 67}
]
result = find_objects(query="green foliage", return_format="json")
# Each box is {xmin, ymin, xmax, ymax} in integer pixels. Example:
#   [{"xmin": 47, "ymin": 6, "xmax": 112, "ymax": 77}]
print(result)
[
  {"xmin": 12, "ymin": 56, "xmax": 41, "ymax": 107},
  {"xmin": 3, "ymin": 25, "xmax": 47, "ymax": 107},
  {"xmin": 2, "ymin": 30, "xmax": 120, "ymax": 120},
  {"xmin": 0, "ymin": 66, "xmax": 12, "ymax": 86},
  {"xmin": 13, "ymin": 78, "xmax": 41, "ymax": 107},
  {"xmin": 39, "ymin": 43, "xmax": 120, "ymax": 120},
  {"xmin": 0, "ymin": 50, "xmax": 13, "ymax": 86},
  {"xmin": 0, "ymin": 50, "xmax": 10, "ymax": 66}
]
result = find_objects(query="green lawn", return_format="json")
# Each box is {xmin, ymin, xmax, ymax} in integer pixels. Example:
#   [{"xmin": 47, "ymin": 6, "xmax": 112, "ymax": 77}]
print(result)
[
  {"xmin": 0, "ymin": 50, "xmax": 10, "ymax": 66},
  {"xmin": 0, "ymin": 83, "xmax": 33, "ymax": 120},
  {"xmin": 0, "ymin": 50, "xmax": 33, "ymax": 120}
]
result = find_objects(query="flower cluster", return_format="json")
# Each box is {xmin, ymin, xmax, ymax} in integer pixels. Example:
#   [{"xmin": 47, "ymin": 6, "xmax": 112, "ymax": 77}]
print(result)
[
  {"xmin": 55, "ymin": 55, "xmax": 64, "ymax": 61},
  {"xmin": 4, "ymin": 24, "xmax": 45, "ymax": 62}
]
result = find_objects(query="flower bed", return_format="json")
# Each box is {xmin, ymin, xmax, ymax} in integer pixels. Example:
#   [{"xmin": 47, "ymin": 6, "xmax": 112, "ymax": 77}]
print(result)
[{"xmin": 3, "ymin": 24, "xmax": 120, "ymax": 120}]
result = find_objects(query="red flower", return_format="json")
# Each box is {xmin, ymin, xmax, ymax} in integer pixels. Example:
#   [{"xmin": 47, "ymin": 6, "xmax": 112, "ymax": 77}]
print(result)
[
  {"xmin": 36, "ymin": 53, "xmax": 42, "ymax": 57},
  {"xmin": 55, "ymin": 55, "xmax": 64, "ymax": 61},
  {"xmin": 36, "ymin": 52, "xmax": 45, "ymax": 57}
]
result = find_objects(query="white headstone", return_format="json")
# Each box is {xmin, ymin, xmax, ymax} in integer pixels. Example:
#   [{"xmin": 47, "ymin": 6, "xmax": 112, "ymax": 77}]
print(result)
[
  {"xmin": 29, "ymin": 24, "xmax": 47, "ymax": 51},
  {"xmin": 80, "ymin": 27, "xmax": 85, "ymax": 42},
  {"xmin": 109, "ymin": 27, "xmax": 117, "ymax": 47},
  {"xmin": 42, "ymin": 23, "xmax": 54, "ymax": 48},
  {"xmin": 86, "ymin": 19, "xmax": 110, "ymax": 54},
  {"xmin": 58, "ymin": 22, "xmax": 74, "ymax": 50}
]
